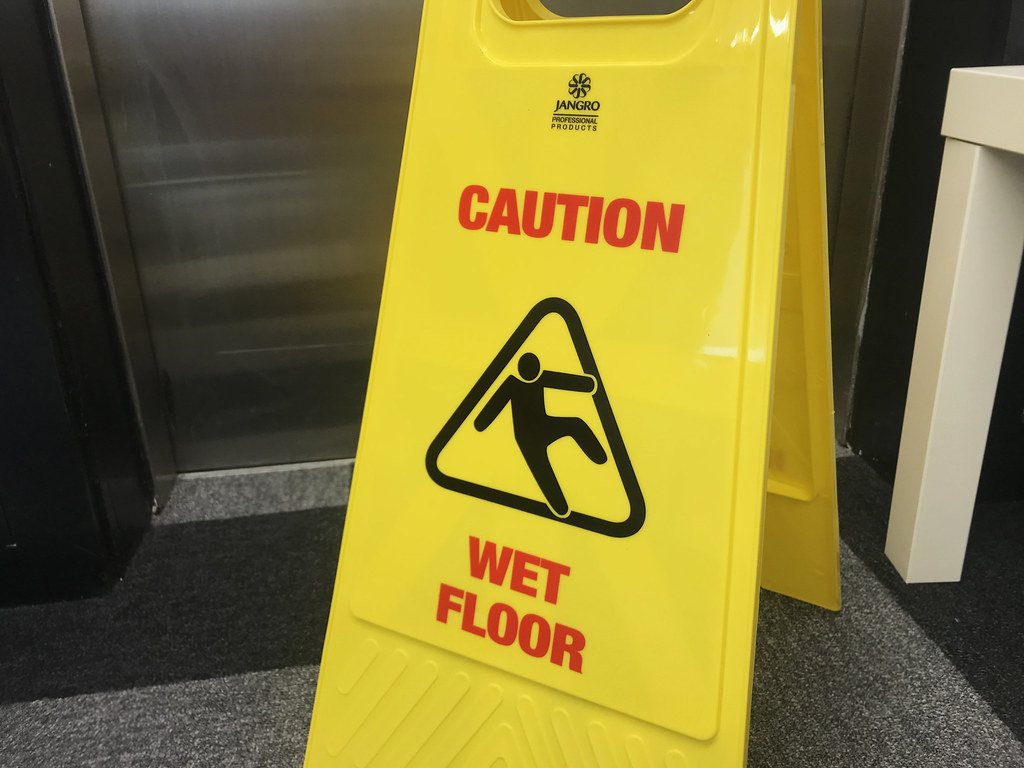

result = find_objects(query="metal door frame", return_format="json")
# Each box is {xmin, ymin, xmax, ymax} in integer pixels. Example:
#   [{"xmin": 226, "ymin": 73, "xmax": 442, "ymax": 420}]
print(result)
[{"xmin": 47, "ymin": 0, "xmax": 176, "ymax": 504}]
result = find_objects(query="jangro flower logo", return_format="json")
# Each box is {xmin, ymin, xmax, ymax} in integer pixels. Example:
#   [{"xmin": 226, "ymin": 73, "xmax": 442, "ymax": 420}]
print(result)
[
  {"xmin": 551, "ymin": 71, "xmax": 599, "ymax": 131},
  {"xmin": 568, "ymin": 73, "xmax": 591, "ymax": 99}
]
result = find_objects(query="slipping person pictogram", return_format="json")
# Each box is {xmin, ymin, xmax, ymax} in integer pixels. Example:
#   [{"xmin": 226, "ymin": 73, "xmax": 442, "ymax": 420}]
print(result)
[
  {"xmin": 472, "ymin": 352, "xmax": 607, "ymax": 519},
  {"xmin": 426, "ymin": 297, "xmax": 644, "ymax": 537}
]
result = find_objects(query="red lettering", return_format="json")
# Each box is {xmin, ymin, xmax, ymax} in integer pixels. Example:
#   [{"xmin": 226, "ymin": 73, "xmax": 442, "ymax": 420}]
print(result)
[
  {"xmin": 509, "ymin": 550, "xmax": 541, "ymax": 598},
  {"xmin": 460, "ymin": 185, "xmax": 683, "ymax": 252},
  {"xmin": 469, "ymin": 538, "xmax": 570, "ymax": 603},
  {"xmin": 584, "ymin": 196, "xmax": 604, "ymax": 244},
  {"xmin": 461, "ymin": 591, "xmax": 486, "ymax": 637},
  {"xmin": 437, "ymin": 581, "xmax": 585, "ymax": 673},
  {"xmin": 551, "ymin": 623, "xmax": 586, "ymax": 673},
  {"xmin": 603, "ymin": 198, "xmax": 642, "ymax": 247},
  {"xmin": 518, "ymin": 613, "xmax": 552, "ymax": 658},
  {"xmin": 458, "ymin": 185, "xmax": 488, "ymax": 230},
  {"xmin": 486, "ymin": 187, "xmax": 521, "ymax": 234},
  {"xmin": 436, "ymin": 583, "xmax": 463, "ymax": 623},
  {"xmin": 557, "ymin": 193, "xmax": 589, "ymax": 241},
  {"xmin": 539, "ymin": 559, "xmax": 570, "ymax": 604},
  {"xmin": 468, "ymin": 536, "xmax": 513, "ymax": 585},
  {"xmin": 522, "ymin": 191, "xmax": 556, "ymax": 238},
  {"xmin": 641, "ymin": 202, "xmax": 685, "ymax": 253},
  {"xmin": 487, "ymin": 602, "xmax": 518, "ymax": 645}
]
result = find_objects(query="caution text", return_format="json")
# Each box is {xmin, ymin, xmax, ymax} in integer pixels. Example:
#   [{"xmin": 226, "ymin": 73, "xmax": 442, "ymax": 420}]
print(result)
[{"xmin": 458, "ymin": 184, "xmax": 686, "ymax": 253}]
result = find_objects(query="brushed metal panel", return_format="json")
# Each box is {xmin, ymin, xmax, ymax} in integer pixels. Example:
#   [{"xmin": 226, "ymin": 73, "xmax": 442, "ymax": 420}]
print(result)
[
  {"xmin": 78, "ymin": 0, "xmax": 422, "ymax": 469},
  {"xmin": 72, "ymin": 0, "xmax": 874, "ymax": 469}
]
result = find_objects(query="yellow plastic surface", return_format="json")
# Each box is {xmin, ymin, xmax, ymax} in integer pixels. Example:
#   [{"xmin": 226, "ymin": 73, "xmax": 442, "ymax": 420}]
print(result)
[
  {"xmin": 305, "ymin": 0, "xmax": 839, "ymax": 765},
  {"xmin": 761, "ymin": 0, "xmax": 841, "ymax": 611}
]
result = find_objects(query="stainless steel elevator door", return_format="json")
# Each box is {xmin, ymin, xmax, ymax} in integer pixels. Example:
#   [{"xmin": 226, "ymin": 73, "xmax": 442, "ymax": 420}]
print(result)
[
  {"xmin": 77, "ymin": 0, "xmax": 868, "ymax": 471},
  {"xmin": 79, "ymin": 0, "xmax": 422, "ymax": 470}
]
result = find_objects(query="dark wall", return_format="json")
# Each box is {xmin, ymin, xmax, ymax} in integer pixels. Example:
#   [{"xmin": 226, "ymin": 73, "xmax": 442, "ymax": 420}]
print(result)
[
  {"xmin": 0, "ymin": 0, "xmax": 153, "ymax": 603},
  {"xmin": 848, "ymin": 0, "xmax": 1024, "ymax": 499}
]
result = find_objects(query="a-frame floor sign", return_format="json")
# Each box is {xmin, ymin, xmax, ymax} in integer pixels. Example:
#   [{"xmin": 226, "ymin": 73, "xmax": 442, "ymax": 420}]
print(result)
[{"xmin": 305, "ymin": 0, "xmax": 840, "ymax": 765}]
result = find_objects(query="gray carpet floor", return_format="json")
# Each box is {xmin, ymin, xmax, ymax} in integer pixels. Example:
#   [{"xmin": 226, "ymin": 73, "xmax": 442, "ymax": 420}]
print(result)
[{"xmin": 1, "ymin": 456, "xmax": 1022, "ymax": 767}]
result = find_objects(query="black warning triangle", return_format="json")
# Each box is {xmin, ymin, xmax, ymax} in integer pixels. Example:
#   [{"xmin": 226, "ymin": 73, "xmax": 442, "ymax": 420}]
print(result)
[{"xmin": 426, "ymin": 297, "xmax": 645, "ymax": 538}]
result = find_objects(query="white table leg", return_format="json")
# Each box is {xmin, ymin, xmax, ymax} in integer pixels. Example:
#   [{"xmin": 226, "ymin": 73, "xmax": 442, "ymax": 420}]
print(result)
[{"xmin": 886, "ymin": 139, "xmax": 1024, "ymax": 583}]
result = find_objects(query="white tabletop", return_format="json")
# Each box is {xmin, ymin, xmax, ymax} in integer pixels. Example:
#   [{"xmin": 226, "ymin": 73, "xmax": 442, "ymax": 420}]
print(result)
[{"xmin": 942, "ymin": 66, "xmax": 1024, "ymax": 155}]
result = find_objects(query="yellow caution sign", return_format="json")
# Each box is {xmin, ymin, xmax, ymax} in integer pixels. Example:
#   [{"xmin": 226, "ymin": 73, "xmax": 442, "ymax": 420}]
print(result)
[{"xmin": 306, "ymin": 0, "xmax": 839, "ymax": 765}]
